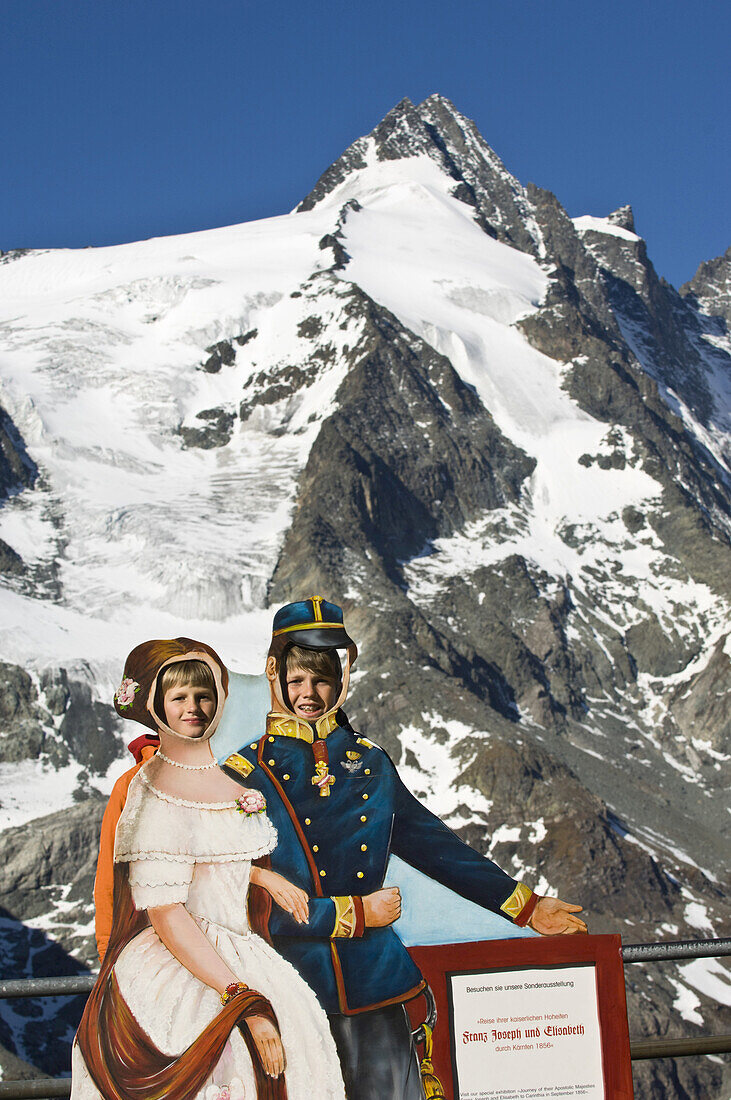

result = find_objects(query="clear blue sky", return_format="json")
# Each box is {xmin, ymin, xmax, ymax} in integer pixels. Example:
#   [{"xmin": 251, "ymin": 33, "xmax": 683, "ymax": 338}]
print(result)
[{"xmin": 2, "ymin": 0, "xmax": 729, "ymax": 288}]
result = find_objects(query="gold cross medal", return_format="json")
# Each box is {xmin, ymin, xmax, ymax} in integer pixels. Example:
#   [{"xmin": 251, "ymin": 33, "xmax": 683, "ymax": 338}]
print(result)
[
  {"xmin": 312, "ymin": 759, "xmax": 336, "ymax": 796},
  {"xmin": 312, "ymin": 740, "xmax": 335, "ymax": 796}
]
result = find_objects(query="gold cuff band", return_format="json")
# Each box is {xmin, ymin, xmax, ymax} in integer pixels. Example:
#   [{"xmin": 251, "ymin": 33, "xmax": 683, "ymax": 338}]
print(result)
[
  {"xmin": 500, "ymin": 882, "xmax": 534, "ymax": 921},
  {"xmin": 332, "ymin": 896, "xmax": 357, "ymax": 938}
]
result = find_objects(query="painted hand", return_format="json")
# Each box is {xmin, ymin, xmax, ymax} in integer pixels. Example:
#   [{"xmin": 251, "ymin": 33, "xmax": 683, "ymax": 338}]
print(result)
[
  {"xmin": 362, "ymin": 886, "xmax": 401, "ymax": 927},
  {"xmin": 242, "ymin": 1015, "xmax": 285, "ymax": 1078},
  {"xmin": 252, "ymin": 868, "xmax": 310, "ymax": 924},
  {"xmin": 529, "ymin": 897, "xmax": 587, "ymax": 935}
]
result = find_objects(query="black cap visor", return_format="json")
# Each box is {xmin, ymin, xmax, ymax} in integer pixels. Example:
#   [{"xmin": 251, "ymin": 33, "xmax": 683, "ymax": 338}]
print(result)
[{"xmin": 283, "ymin": 627, "xmax": 353, "ymax": 650}]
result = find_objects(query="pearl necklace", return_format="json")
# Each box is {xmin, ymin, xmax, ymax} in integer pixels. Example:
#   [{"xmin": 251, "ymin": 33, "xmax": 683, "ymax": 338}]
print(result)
[{"xmin": 157, "ymin": 750, "xmax": 218, "ymax": 771}]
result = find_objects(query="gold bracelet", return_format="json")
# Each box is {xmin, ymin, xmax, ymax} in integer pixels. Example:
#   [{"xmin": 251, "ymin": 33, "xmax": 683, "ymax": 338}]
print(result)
[{"xmin": 220, "ymin": 981, "xmax": 248, "ymax": 1006}]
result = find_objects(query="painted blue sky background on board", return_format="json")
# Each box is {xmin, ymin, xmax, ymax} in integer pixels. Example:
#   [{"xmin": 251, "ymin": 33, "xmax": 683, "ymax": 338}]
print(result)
[{"xmin": 2, "ymin": 0, "xmax": 729, "ymax": 289}]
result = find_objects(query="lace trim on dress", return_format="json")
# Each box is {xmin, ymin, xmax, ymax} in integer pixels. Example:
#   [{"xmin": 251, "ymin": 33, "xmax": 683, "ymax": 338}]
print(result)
[
  {"xmin": 128, "ymin": 861, "xmax": 195, "ymax": 887},
  {"xmin": 130, "ymin": 881, "xmax": 191, "ymax": 909},
  {"xmin": 117, "ymin": 848, "xmax": 271, "ymax": 866},
  {"xmin": 114, "ymin": 769, "xmax": 278, "ymax": 865}
]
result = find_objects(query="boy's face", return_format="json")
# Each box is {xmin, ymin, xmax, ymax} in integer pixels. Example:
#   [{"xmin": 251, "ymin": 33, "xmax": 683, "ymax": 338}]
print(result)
[
  {"xmin": 285, "ymin": 664, "xmax": 337, "ymax": 721},
  {"xmin": 163, "ymin": 682, "xmax": 216, "ymax": 738}
]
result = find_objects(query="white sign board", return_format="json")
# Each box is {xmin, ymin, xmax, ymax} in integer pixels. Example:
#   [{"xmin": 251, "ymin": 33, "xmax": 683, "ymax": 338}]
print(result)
[{"xmin": 448, "ymin": 964, "xmax": 605, "ymax": 1100}]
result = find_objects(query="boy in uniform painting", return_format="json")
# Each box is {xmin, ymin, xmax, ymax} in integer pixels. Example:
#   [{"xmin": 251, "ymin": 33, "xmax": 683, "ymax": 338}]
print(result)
[{"xmin": 224, "ymin": 597, "xmax": 586, "ymax": 1100}]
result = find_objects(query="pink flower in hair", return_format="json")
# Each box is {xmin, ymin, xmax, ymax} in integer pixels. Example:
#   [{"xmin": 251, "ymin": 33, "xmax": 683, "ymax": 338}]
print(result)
[
  {"xmin": 235, "ymin": 790, "xmax": 266, "ymax": 816},
  {"xmin": 115, "ymin": 677, "xmax": 140, "ymax": 709}
]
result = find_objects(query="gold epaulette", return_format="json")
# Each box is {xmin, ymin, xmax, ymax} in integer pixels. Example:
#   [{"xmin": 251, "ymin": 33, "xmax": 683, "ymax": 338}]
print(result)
[
  {"xmin": 223, "ymin": 752, "xmax": 255, "ymax": 779},
  {"xmin": 500, "ymin": 882, "xmax": 533, "ymax": 921}
]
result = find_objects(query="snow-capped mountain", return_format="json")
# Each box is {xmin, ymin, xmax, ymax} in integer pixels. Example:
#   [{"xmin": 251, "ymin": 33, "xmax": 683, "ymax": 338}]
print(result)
[{"xmin": 1, "ymin": 95, "xmax": 729, "ymax": 1096}]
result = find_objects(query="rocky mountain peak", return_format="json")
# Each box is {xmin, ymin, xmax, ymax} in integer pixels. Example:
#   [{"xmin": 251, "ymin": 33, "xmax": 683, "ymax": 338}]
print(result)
[
  {"xmin": 0, "ymin": 93, "xmax": 730, "ymax": 1099},
  {"xmin": 607, "ymin": 204, "xmax": 636, "ymax": 232},
  {"xmin": 680, "ymin": 244, "xmax": 731, "ymax": 325},
  {"xmin": 298, "ymin": 94, "xmax": 542, "ymax": 256}
]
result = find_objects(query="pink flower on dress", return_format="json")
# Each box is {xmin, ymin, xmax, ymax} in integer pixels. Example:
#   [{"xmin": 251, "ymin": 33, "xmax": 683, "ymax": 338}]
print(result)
[
  {"xmin": 235, "ymin": 790, "xmax": 266, "ymax": 816},
  {"xmin": 114, "ymin": 677, "xmax": 140, "ymax": 709},
  {"xmin": 205, "ymin": 1079, "xmax": 245, "ymax": 1100}
]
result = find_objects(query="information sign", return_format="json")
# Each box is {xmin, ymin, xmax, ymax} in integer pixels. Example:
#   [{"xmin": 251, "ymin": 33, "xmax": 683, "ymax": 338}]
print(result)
[{"xmin": 408, "ymin": 934, "xmax": 633, "ymax": 1100}]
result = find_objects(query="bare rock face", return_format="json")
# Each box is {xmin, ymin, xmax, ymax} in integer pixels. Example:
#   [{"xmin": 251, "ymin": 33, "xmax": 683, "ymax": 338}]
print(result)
[
  {"xmin": 0, "ymin": 404, "xmax": 38, "ymax": 506},
  {"xmin": 180, "ymin": 405, "xmax": 237, "ymax": 449},
  {"xmin": 271, "ymin": 284, "xmax": 534, "ymax": 592},
  {"xmin": 0, "ymin": 801, "xmax": 103, "ymax": 934},
  {"xmin": 607, "ymin": 205, "xmax": 636, "ymax": 232},
  {"xmin": 0, "ymin": 801, "xmax": 102, "ymax": 1075},
  {"xmin": 0, "ymin": 536, "xmax": 24, "ymax": 575},
  {"xmin": 668, "ymin": 634, "xmax": 731, "ymax": 752},
  {"xmin": 681, "ymin": 245, "xmax": 731, "ymax": 326},
  {"xmin": 57, "ymin": 679, "xmax": 123, "ymax": 775},
  {"xmin": 0, "ymin": 663, "xmax": 47, "ymax": 762},
  {"xmin": 0, "ymin": 663, "xmax": 122, "ymax": 774},
  {"xmin": 624, "ymin": 614, "xmax": 693, "ymax": 678},
  {"xmin": 200, "ymin": 331, "xmax": 257, "ymax": 373}
]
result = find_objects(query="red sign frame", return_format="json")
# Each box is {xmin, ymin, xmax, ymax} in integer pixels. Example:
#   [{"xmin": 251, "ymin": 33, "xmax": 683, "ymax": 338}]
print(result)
[{"xmin": 407, "ymin": 933, "xmax": 633, "ymax": 1099}]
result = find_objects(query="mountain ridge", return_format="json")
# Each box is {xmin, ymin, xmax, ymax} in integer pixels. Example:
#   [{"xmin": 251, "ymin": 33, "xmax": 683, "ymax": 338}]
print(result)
[{"xmin": 0, "ymin": 95, "xmax": 729, "ymax": 1097}]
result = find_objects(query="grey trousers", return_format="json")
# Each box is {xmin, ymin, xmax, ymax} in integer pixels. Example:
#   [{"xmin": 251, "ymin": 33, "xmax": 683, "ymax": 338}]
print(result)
[{"xmin": 327, "ymin": 1005, "xmax": 425, "ymax": 1100}]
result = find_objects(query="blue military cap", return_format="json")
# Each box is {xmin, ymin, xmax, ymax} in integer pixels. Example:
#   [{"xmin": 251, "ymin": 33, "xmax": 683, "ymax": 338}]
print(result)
[{"xmin": 272, "ymin": 595, "xmax": 354, "ymax": 650}]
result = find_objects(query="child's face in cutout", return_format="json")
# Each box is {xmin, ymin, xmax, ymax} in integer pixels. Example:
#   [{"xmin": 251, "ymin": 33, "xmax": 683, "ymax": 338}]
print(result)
[
  {"xmin": 286, "ymin": 665, "xmax": 337, "ymax": 721},
  {"xmin": 163, "ymin": 682, "xmax": 216, "ymax": 738}
]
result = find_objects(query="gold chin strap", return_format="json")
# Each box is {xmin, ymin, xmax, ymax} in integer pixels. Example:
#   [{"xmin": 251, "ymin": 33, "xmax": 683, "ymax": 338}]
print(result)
[
  {"xmin": 266, "ymin": 711, "xmax": 339, "ymax": 744},
  {"xmin": 267, "ymin": 643, "xmax": 357, "ymax": 740}
]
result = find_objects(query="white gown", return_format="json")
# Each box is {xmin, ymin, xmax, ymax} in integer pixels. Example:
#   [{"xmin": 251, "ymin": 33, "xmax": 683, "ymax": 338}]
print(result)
[{"xmin": 71, "ymin": 767, "xmax": 346, "ymax": 1100}]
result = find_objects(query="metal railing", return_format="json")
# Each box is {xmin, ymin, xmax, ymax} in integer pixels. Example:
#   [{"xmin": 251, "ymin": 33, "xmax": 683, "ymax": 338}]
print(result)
[{"xmin": 1, "ymin": 937, "xmax": 730, "ymax": 1098}]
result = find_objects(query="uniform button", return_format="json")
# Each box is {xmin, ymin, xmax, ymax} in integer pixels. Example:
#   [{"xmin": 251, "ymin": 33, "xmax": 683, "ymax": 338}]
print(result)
[
  {"xmin": 313, "ymin": 845, "xmax": 319, "ymax": 852},
  {"xmin": 364, "ymin": 769, "xmax": 371, "ymax": 775},
  {"xmin": 360, "ymin": 815, "xmax": 367, "ymax": 822},
  {"xmin": 250, "ymin": 742, "xmax": 257, "ymax": 749},
  {"xmin": 304, "ymin": 818, "xmax": 311, "ymax": 825},
  {"xmin": 361, "ymin": 844, "xmax": 367, "ymax": 851},
  {"xmin": 268, "ymin": 736, "xmax": 275, "ymax": 742},
  {"xmin": 268, "ymin": 759, "xmax": 275, "ymax": 766},
  {"xmin": 319, "ymin": 869, "xmax": 326, "ymax": 877},
  {"xmin": 362, "ymin": 793, "xmax": 369, "ymax": 800},
  {"xmin": 356, "ymin": 872, "xmax": 364, "ymax": 879},
  {"xmin": 283, "ymin": 774, "xmax": 290, "ymax": 780}
]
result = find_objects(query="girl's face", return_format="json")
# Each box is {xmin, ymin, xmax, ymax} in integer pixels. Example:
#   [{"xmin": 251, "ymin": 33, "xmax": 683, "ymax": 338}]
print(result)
[
  {"xmin": 285, "ymin": 666, "xmax": 337, "ymax": 721},
  {"xmin": 163, "ymin": 682, "xmax": 216, "ymax": 739}
]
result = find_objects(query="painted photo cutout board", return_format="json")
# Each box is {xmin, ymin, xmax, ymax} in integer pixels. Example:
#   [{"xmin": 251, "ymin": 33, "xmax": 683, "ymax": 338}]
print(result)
[
  {"xmin": 407, "ymin": 933, "xmax": 633, "ymax": 1100},
  {"xmin": 213, "ymin": 672, "xmax": 537, "ymax": 947}
]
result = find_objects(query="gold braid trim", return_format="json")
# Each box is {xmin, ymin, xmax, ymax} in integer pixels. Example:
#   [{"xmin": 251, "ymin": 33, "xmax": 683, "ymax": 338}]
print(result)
[
  {"xmin": 331, "ymin": 896, "xmax": 357, "ymax": 938},
  {"xmin": 500, "ymin": 881, "xmax": 534, "ymax": 921},
  {"xmin": 272, "ymin": 621, "xmax": 344, "ymax": 636}
]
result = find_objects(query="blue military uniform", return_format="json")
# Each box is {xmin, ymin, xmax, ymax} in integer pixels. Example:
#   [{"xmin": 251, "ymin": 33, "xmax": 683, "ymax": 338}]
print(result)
[
  {"xmin": 225, "ymin": 715, "xmax": 532, "ymax": 1015},
  {"xmin": 223, "ymin": 597, "xmax": 537, "ymax": 1099}
]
